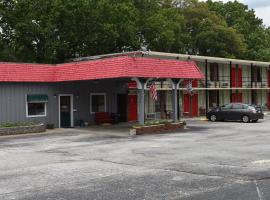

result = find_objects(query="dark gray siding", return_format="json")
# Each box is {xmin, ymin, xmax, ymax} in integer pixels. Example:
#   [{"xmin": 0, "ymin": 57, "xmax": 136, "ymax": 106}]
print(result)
[{"xmin": 0, "ymin": 80, "xmax": 127, "ymax": 127}]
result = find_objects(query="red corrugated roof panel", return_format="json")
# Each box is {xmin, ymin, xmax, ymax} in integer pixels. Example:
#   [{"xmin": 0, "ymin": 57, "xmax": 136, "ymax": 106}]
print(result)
[{"xmin": 0, "ymin": 56, "xmax": 204, "ymax": 82}]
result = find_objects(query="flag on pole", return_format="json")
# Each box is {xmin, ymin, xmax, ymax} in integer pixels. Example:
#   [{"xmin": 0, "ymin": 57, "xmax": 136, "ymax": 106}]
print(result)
[
  {"xmin": 186, "ymin": 80, "xmax": 193, "ymax": 94},
  {"xmin": 149, "ymin": 82, "xmax": 158, "ymax": 101}
]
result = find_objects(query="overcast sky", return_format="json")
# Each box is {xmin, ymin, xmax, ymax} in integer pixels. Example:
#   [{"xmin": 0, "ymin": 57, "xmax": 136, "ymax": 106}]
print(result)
[{"xmin": 201, "ymin": 0, "xmax": 270, "ymax": 26}]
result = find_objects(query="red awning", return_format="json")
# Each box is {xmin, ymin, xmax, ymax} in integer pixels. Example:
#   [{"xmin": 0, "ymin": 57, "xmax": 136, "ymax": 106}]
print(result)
[{"xmin": 0, "ymin": 56, "xmax": 204, "ymax": 82}]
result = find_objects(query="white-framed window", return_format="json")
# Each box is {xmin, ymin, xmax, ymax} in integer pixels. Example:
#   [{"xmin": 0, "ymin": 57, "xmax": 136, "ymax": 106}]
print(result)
[
  {"xmin": 26, "ymin": 94, "xmax": 48, "ymax": 117},
  {"xmin": 90, "ymin": 93, "xmax": 106, "ymax": 113}
]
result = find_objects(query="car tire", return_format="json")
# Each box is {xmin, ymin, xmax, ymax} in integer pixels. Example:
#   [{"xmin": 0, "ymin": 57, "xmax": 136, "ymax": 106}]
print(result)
[
  {"xmin": 242, "ymin": 115, "xmax": 250, "ymax": 123},
  {"xmin": 252, "ymin": 119, "xmax": 259, "ymax": 123},
  {"xmin": 210, "ymin": 114, "xmax": 217, "ymax": 122}
]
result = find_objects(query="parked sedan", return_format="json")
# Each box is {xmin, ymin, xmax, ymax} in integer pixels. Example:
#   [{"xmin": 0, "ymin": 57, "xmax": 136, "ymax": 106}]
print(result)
[{"xmin": 207, "ymin": 103, "xmax": 264, "ymax": 123}]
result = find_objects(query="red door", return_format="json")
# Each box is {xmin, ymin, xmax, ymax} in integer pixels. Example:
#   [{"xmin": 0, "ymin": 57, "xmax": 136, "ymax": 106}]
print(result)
[
  {"xmin": 237, "ymin": 67, "xmax": 242, "ymax": 87},
  {"xmin": 192, "ymin": 94, "xmax": 198, "ymax": 116},
  {"xmin": 232, "ymin": 93, "xmax": 242, "ymax": 103},
  {"xmin": 183, "ymin": 94, "xmax": 190, "ymax": 114},
  {"xmin": 183, "ymin": 93, "xmax": 198, "ymax": 117},
  {"xmin": 231, "ymin": 66, "xmax": 242, "ymax": 87},
  {"xmin": 128, "ymin": 95, "xmax": 137, "ymax": 121}
]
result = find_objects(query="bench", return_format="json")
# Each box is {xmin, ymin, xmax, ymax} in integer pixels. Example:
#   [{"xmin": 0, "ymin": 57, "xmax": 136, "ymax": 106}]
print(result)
[{"xmin": 95, "ymin": 112, "xmax": 113, "ymax": 124}]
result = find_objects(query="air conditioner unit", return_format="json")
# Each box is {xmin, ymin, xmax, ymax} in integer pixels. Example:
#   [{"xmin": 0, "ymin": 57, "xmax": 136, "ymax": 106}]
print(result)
[
  {"xmin": 220, "ymin": 82, "xmax": 229, "ymax": 88},
  {"xmin": 215, "ymin": 82, "xmax": 220, "ymax": 88},
  {"xmin": 261, "ymin": 83, "xmax": 267, "ymax": 88},
  {"xmin": 252, "ymin": 82, "xmax": 263, "ymax": 88},
  {"xmin": 207, "ymin": 82, "xmax": 214, "ymax": 88},
  {"xmin": 244, "ymin": 83, "xmax": 252, "ymax": 88}
]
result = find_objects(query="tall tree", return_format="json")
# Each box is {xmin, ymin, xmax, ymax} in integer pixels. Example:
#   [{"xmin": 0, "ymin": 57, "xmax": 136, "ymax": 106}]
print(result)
[
  {"xmin": 207, "ymin": 0, "xmax": 270, "ymax": 61},
  {"xmin": 0, "ymin": 0, "xmax": 139, "ymax": 63},
  {"xmin": 182, "ymin": 0, "xmax": 246, "ymax": 57}
]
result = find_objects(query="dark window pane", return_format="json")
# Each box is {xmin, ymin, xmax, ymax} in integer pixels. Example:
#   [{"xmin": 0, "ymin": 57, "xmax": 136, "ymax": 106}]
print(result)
[
  {"xmin": 243, "ymin": 105, "xmax": 249, "ymax": 109},
  {"xmin": 91, "ymin": 95, "xmax": 105, "ymax": 112},
  {"xmin": 221, "ymin": 104, "xmax": 232, "ymax": 110},
  {"xmin": 28, "ymin": 103, "xmax": 45, "ymax": 116}
]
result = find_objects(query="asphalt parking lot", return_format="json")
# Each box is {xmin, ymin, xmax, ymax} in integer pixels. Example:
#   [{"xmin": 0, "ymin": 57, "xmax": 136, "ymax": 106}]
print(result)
[{"xmin": 0, "ymin": 119, "xmax": 270, "ymax": 200}]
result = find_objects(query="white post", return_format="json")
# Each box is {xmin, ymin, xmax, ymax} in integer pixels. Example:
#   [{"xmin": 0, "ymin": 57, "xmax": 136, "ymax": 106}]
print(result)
[{"xmin": 169, "ymin": 79, "xmax": 181, "ymax": 123}]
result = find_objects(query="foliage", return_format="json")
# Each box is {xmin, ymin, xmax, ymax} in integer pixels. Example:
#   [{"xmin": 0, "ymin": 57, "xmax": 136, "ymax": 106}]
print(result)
[
  {"xmin": 133, "ymin": 120, "xmax": 186, "ymax": 128},
  {"xmin": 207, "ymin": 0, "xmax": 270, "ymax": 61},
  {"xmin": 0, "ymin": 0, "xmax": 269, "ymax": 63},
  {"xmin": 0, "ymin": 121, "xmax": 38, "ymax": 128},
  {"xmin": 182, "ymin": 0, "xmax": 246, "ymax": 57}
]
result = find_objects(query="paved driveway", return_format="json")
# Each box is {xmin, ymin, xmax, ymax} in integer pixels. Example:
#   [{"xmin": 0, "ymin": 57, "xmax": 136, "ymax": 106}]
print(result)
[{"xmin": 0, "ymin": 119, "xmax": 270, "ymax": 200}]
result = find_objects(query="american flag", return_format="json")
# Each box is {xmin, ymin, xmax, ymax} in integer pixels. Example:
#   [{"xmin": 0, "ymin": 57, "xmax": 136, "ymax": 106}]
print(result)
[{"xmin": 149, "ymin": 82, "xmax": 158, "ymax": 101}]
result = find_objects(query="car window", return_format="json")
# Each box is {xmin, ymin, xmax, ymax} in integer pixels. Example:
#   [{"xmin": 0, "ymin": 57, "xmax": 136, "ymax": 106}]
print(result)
[
  {"xmin": 232, "ymin": 104, "xmax": 243, "ymax": 109},
  {"xmin": 221, "ymin": 104, "xmax": 232, "ymax": 110},
  {"xmin": 242, "ymin": 104, "xmax": 249, "ymax": 109}
]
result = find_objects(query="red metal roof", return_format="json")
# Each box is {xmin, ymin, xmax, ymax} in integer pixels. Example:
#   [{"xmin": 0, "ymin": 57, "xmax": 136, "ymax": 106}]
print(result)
[{"xmin": 0, "ymin": 56, "xmax": 204, "ymax": 82}]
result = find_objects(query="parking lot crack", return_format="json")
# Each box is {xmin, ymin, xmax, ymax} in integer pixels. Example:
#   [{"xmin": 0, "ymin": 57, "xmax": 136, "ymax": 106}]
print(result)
[{"xmin": 254, "ymin": 180, "xmax": 265, "ymax": 200}]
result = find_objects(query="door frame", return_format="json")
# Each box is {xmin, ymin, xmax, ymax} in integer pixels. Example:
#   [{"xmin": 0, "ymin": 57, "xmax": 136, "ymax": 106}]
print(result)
[{"xmin": 58, "ymin": 94, "xmax": 74, "ymax": 128}]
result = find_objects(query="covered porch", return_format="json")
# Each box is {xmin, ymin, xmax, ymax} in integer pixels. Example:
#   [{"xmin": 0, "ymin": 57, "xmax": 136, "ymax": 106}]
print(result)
[{"xmin": 54, "ymin": 55, "xmax": 204, "ymax": 128}]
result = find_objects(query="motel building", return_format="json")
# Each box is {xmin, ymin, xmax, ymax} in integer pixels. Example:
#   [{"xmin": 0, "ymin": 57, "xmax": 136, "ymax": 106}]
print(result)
[{"xmin": 0, "ymin": 51, "xmax": 270, "ymax": 128}]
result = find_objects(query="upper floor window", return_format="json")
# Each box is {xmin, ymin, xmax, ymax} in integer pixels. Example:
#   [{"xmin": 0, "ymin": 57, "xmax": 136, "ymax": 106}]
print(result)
[{"xmin": 26, "ymin": 94, "xmax": 48, "ymax": 117}]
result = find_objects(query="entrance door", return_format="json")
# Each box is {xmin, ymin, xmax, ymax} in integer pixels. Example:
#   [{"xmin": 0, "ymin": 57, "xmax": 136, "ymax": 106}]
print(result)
[
  {"xmin": 209, "ymin": 90, "xmax": 219, "ymax": 108},
  {"xmin": 232, "ymin": 66, "xmax": 243, "ymax": 87},
  {"xmin": 192, "ymin": 94, "xmax": 198, "ymax": 116},
  {"xmin": 252, "ymin": 91, "xmax": 257, "ymax": 105},
  {"xmin": 128, "ymin": 95, "xmax": 137, "ymax": 121},
  {"xmin": 183, "ymin": 93, "xmax": 198, "ymax": 117},
  {"xmin": 237, "ymin": 67, "xmax": 242, "ymax": 87},
  {"xmin": 117, "ymin": 94, "xmax": 127, "ymax": 122},
  {"xmin": 232, "ymin": 93, "xmax": 242, "ymax": 103},
  {"xmin": 59, "ymin": 95, "xmax": 73, "ymax": 128}
]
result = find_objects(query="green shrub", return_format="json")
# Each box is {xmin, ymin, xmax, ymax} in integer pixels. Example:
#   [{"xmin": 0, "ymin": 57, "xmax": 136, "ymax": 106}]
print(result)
[{"xmin": 0, "ymin": 122, "xmax": 38, "ymax": 128}]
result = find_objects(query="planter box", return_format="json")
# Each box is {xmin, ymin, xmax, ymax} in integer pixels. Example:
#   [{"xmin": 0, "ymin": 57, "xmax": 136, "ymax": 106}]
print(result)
[
  {"xmin": 0, "ymin": 124, "xmax": 46, "ymax": 136},
  {"xmin": 130, "ymin": 122, "xmax": 185, "ymax": 135}
]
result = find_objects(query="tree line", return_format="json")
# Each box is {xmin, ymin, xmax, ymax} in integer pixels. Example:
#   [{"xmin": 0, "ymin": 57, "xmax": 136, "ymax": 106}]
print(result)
[{"xmin": 0, "ymin": 0, "xmax": 269, "ymax": 64}]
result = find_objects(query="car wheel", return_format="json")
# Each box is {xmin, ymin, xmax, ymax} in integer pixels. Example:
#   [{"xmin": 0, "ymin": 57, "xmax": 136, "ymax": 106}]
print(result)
[
  {"xmin": 210, "ymin": 114, "xmax": 217, "ymax": 122},
  {"xmin": 252, "ymin": 119, "xmax": 259, "ymax": 123},
  {"xmin": 242, "ymin": 115, "xmax": 250, "ymax": 123}
]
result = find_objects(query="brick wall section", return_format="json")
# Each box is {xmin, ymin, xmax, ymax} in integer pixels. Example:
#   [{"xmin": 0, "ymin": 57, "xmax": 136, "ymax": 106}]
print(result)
[
  {"xmin": 0, "ymin": 124, "xmax": 46, "ymax": 136},
  {"xmin": 134, "ymin": 122, "xmax": 184, "ymax": 135}
]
